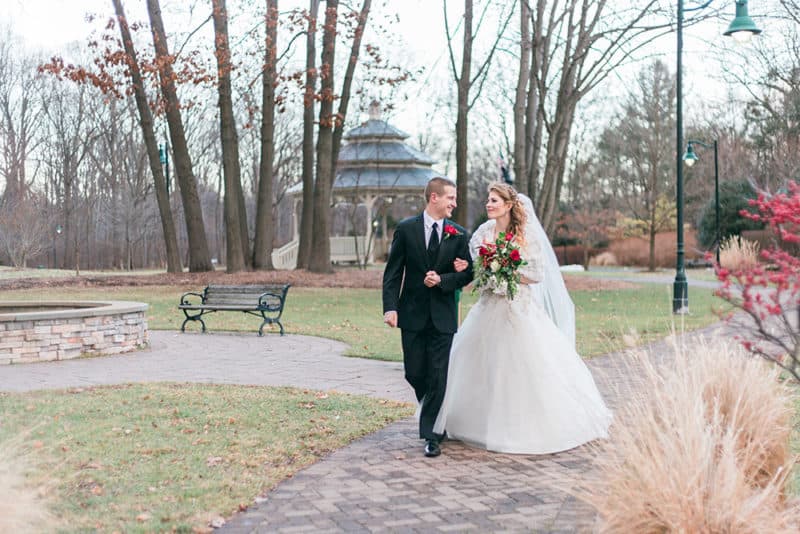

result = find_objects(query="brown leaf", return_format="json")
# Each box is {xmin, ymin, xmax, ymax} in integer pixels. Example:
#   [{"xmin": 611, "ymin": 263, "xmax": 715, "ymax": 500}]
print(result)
[{"xmin": 136, "ymin": 513, "xmax": 151, "ymax": 522}]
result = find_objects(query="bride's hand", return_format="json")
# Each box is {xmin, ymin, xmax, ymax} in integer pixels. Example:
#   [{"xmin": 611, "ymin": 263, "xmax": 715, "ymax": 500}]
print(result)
[
  {"xmin": 453, "ymin": 257, "xmax": 468, "ymax": 272},
  {"xmin": 520, "ymin": 275, "xmax": 537, "ymax": 284}
]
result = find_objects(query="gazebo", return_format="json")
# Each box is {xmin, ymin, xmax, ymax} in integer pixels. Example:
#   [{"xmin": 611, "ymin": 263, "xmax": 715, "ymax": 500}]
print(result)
[{"xmin": 273, "ymin": 102, "xmax": 445, "ymax": 269}]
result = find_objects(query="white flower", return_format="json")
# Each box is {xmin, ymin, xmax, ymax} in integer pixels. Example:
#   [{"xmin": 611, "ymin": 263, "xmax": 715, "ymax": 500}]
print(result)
[{"xmin": 490, "ymin": 260, "xmax": 501, "ymax": 273}]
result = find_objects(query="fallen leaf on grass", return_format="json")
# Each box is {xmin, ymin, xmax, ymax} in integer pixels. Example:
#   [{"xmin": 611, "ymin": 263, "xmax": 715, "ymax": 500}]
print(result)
[
  {"xmin": 136, "ymin": 513, "xmax": 151, "ymax": 522},
  {"xmin": 206, "ymin": 456, "xmax": 223, "ymax": 467}
]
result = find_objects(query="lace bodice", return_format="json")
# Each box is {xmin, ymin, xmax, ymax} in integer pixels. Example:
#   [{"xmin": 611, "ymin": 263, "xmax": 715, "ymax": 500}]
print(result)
[{"xmin": 470, "ymin": 219, "xmax": 544, "ymax": 284}]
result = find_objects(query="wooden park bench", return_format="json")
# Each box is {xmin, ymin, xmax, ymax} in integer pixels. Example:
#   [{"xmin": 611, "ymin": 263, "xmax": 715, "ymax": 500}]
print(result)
[{"xmin": 178, "ymin": 284, "xmax": 291, "ymax": 336}]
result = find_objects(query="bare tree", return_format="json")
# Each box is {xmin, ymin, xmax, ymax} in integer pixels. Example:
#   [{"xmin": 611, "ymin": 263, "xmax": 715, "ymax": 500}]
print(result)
[
  {"xmin": 444, "ymin": 0, "xmax": 513, "ymax": 226},
  {"xmin": 212, "ymin": 0, "xmax": 248, "ymax": 272},
  {"xmin": 0, "ymin": 30, "xmax": 43, "ymax": 204},
  {"xmin": 40, "ymin": 80, "xmax": 96, "ymax": 271},
  {"xmin": 253, "ymin": 0, "xmax": 279, "ymax": 270},
  {"xmin": 296, "ymin": 0, "xmax": 320, "ymax": 269},
  {"xmin": 598, "ymin": 60, "xmax": 676, "ymax": 271},
  {"xmin": 146, "ymin": 0, "xmax": 213, "ymax": 272},
  {"xmin": 513, "ymin": 1, "xmax": 671, "ymax": 232},
  {"xmin": 111, "ymin": 0, "xmax": 182, "ymax": 273},
  {"xmin": 309, "ymin": 0, "xmax": 372, "ymax": 273},
  {"xmin": 0, "ymin": 195, "xmax": 51, "ymax": 267}
]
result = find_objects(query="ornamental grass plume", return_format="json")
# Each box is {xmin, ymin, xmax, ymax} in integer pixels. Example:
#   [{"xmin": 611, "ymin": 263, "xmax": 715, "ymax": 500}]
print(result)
[
  {"xmin": 720, "ymin": 235, "xmax": 760, "ymax": 271},
  {"xmin": 0, "ymin": 437, "xmax": 54, "ymax": 532},
  {"xmin": 575, "ymin": 338, "xmax": 799, "ymax": 533}
]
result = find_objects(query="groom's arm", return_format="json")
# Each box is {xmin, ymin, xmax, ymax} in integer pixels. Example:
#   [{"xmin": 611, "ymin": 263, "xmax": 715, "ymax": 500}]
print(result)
[
  {"xmin": 382, "ymin": 225, "xmax": 406, "ymax": 314},
  {"xmin": 438, "ymin": 233, "xmax": 473, "ymax": 293}
]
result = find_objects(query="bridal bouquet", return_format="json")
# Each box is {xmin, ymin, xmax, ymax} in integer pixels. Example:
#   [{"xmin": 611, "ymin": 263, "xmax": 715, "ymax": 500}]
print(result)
[{"xmin": 474, "ymin": 231, "xmax": 527, "ymax": 300}]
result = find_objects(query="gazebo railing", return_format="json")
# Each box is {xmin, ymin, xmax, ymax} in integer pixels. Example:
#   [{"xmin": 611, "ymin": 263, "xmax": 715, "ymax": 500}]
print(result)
[
  {"xmin": 272, "ymin": 240, "xmax": 299, "ymax": 270},
  {"xmin": 330, "ymin": 236, "xmax": 369, "ymax": 264}
]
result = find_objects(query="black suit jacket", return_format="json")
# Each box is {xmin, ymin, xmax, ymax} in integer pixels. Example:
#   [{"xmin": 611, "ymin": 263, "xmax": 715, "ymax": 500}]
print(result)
[{"xmin": 382, "ymin": 214, "xmax": 473, "ymax": 334}]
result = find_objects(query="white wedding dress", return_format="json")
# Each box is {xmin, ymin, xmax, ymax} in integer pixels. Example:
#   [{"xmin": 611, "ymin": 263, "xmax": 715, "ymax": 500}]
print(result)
[{"xmin": 434, "ymin": 217, "xmax": 612, "ymax": 455}]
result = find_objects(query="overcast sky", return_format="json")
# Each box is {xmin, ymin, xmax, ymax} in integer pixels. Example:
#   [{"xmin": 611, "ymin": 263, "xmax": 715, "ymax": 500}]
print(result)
[{"xmin": 0, "ymin": 1, "xmax": 768, "ymax": 150}]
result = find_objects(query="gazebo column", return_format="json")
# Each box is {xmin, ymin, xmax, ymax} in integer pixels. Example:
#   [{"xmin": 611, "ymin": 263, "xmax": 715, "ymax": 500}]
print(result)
[
  {"xmin": 363, "ymin": 193, "xmax": 377, "ymax": 264},
  {"xmin": 292, "ymin": 198, "xmax": 300, "ymax": 241},
  {"xmin": 381, "ymin": 196, "xmax": 393, "ymax": 260}
]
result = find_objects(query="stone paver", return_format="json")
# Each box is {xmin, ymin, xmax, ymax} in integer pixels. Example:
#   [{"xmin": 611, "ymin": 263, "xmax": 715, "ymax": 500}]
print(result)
[{"xmin": 0, "ymin": 323, "xmax": 727, "ymax": 532}]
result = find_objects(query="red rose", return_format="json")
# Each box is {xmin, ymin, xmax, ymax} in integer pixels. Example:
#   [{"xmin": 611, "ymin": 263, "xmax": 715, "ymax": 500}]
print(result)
[
  {"xmin": 443, "ymin": 224, "xmax": 459, "ymax": 236},
  {"xmin": 505, "ymin": 232, "xmax": 514, "ymax": 241},
  {"xmin": 509, "ymin": 249, "xmax": 521, "ymax": 262},
  {"xmin": 479, "ymin": 246, "xmax": 490, "ymax": 257}
]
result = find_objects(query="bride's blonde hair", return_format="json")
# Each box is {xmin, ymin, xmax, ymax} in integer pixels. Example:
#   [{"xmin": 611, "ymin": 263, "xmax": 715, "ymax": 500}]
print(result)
[{"xmin": 488, "ymin": 182, "xmax": 527, "ymax": 244}]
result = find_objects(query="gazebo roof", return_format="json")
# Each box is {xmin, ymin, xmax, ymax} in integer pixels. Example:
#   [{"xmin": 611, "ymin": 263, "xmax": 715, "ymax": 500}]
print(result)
[
  {"xmin": 343, "ymin": 119, "xmax": 409, "ymax": 141},
  {"xmin": 335, "ymin": 166, "xmax": 441, "ymax": 190},
  {"xmin": 288, "ymin": 102, "xmax": 446, "ymax": 196},
  {"xmin": 338, "ymin": 141, "xmax": 435, "ymax": 166}
]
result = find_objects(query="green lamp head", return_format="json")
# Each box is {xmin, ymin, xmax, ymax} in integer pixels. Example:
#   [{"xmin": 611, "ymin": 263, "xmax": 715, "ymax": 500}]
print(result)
[
  {"xmin": 723, "ymin": 1, "xmax": 762, "ymax": 44},
  {"xmin": 683, "ymin": 142, "xmax": 699, "ymax": 167}
]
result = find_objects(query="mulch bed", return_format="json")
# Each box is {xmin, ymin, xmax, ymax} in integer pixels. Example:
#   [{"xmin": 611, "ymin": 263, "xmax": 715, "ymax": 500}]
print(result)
[{"xmin": 0, "ymin": 269, "xmax": 636, "ymax": 291}]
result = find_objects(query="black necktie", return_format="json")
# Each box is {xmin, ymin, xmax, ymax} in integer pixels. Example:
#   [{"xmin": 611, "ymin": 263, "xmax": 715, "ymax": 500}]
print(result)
[{"xmin": 428, "ymin": 222, "xmax": 440, "ymax": 261}]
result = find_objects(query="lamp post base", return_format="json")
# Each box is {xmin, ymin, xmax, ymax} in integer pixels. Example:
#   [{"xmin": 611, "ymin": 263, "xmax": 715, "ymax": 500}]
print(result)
[{"xmin": 673, "ymin": 277, "xmax": 689, "ymax": 314}]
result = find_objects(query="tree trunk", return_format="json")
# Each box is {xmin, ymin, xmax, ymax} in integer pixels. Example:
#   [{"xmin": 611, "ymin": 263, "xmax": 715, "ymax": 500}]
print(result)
[
  {"xmin": 308, "ymin": 0, "xmax": 339, "ymax": 273},
  {"xmin": 453, "ymin": 0, "xmax": 472, "ymax": 227},
  {"xmin": 253, "ymin": 0, "xmax": 278, "ymax": 270},
  {"xmin": 648, "ymin": 222, "xmax": 657, "ymax": 272},
  {"xmin": 112, "ymin": 0, "xmax": 182, "ymax": 273},
  {"xmin": 146, "ymin": 0, "xmax": 213, "ymax": 272},
  {"xmin": 329, "ymin": 0, "xmax": 371, "ymax": 177},
  {"xmin": 513, "ymin": 0, "xmax": 530, "ymax": 193},
  {"xmin": 296, "ymin": 0, "xmax": 320, "ymax": 269},
  {"xmin": 212, "ymin": 0, "xmax": 246, "ymax": 273}
]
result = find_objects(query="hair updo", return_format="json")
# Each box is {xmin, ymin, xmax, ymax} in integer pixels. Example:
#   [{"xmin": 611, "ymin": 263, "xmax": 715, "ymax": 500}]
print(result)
[{"xmin": 487, "ymin": 182, "xmax": 528, "ymax": 244}]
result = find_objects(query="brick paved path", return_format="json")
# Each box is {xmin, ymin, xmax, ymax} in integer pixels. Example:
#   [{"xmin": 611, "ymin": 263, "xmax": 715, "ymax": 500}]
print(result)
[{"xmin": 0, "ymin": 325, "xmax": 725, "ymax": 532}]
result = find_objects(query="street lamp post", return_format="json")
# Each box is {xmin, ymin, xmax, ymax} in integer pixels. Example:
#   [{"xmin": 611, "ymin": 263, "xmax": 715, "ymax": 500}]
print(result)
[
  {"xmin": 159, "ymin": 128, "xmax": 170, "ymax": 196},
  {"xmin": 672, "ymin": 0, "xmax": 761, "ymax": 314},
  {"xmin": 683, "ymin": 139, "xmax": 720, "ymax": 263},
  {"xmin": 54, "ymin": 224, "xmax": 63, "ymax": 269}
]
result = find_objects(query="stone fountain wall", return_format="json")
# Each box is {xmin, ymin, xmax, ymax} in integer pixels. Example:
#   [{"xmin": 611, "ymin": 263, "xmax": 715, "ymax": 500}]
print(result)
[{"xmin": 0, "ymin": 302, "xmax": 148, "ymax": 364}]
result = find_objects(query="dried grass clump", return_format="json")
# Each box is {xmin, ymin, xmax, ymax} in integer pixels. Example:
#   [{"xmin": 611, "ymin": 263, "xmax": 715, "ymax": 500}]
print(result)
[
  {"xmin": 577, "ymin": 339, "xmax": 799, "ymax": 533},
  {"xmin": 590, "ymin": 251, "xmax": 618, "ymax": 267},
  {"xmin": 720, "ymin": 236, "xmax": 760, "ymax": 270}
]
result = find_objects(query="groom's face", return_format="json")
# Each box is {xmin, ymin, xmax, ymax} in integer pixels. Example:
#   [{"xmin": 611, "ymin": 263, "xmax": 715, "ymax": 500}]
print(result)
[{"xmin": 430, "ymin": 185, "xmax": 457, "ymax": 219}]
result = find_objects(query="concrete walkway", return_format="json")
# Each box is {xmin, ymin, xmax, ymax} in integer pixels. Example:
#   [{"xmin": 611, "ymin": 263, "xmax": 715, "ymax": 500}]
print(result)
[{"xmin": 0, "ymin": 326, "xmax": 724, "ymax": 532}]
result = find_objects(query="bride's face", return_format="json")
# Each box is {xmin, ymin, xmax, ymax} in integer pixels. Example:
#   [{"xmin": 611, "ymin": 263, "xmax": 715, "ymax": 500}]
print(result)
[{"xmin": 485, "ymin": 192, "xmax": 511, "ymax": 220}]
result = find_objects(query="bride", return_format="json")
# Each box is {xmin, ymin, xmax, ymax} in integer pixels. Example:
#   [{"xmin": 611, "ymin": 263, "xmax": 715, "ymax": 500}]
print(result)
[{"xmin": 434, "ymin": 182, "xmax": 612, "ymax": 455}]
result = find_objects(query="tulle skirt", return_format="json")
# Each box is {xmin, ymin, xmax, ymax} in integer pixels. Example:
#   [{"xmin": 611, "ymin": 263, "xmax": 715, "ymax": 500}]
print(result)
[{"xmin": 434, "ymin": 287, "xmax": 612, "ymax": 454}]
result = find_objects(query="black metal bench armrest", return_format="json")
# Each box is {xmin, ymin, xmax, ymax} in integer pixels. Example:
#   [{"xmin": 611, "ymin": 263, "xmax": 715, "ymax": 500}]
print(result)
[
  {"xmin": 258, "ymin": 284, "xmax": 290, "ymax": 315},
  {"xmin": 180, "ymin": 291, "xmax": 205, "ymax": 306}
]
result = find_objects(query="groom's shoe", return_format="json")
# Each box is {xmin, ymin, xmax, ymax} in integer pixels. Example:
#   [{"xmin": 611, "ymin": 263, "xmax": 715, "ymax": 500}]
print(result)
[{"xmin": 424, "ymin": 439, "xmax": 441, "ymax": 458}]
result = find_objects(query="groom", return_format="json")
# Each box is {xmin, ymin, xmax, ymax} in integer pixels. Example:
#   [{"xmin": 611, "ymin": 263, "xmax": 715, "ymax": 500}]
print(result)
[{"xmin": 382, "ymin": 177, "xmax": 473, "ymax": 457}]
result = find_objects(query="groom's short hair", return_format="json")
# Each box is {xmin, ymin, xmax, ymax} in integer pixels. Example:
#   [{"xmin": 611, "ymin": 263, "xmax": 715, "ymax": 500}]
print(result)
[{"xmin": 424, "ymin": 177, "xmax": 456, "ymax": 202}]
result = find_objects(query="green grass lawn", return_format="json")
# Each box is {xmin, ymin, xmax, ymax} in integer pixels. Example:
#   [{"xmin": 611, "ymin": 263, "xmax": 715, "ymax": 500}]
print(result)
[
  {"xmin": 568, "ymin": 267, "xmax": 720, "ymax": 282},
  {"xmin": 1, "ymin": 283, "xmax": 724, "ymax": 360},
  {"xmin": 0, "ymin": 383, "xmax": 412, "ymax": 533}
]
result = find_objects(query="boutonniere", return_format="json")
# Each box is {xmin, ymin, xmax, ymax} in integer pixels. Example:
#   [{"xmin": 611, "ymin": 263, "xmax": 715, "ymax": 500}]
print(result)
[{"xmin": 442, "ymin": 224, "xmax": 461, "ymax": 240}]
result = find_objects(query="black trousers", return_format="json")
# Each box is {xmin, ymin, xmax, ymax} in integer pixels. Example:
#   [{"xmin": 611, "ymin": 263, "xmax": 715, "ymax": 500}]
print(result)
[{"xmin": 401, "ymin": 319, "xmax": 454, "ymax": 441}]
